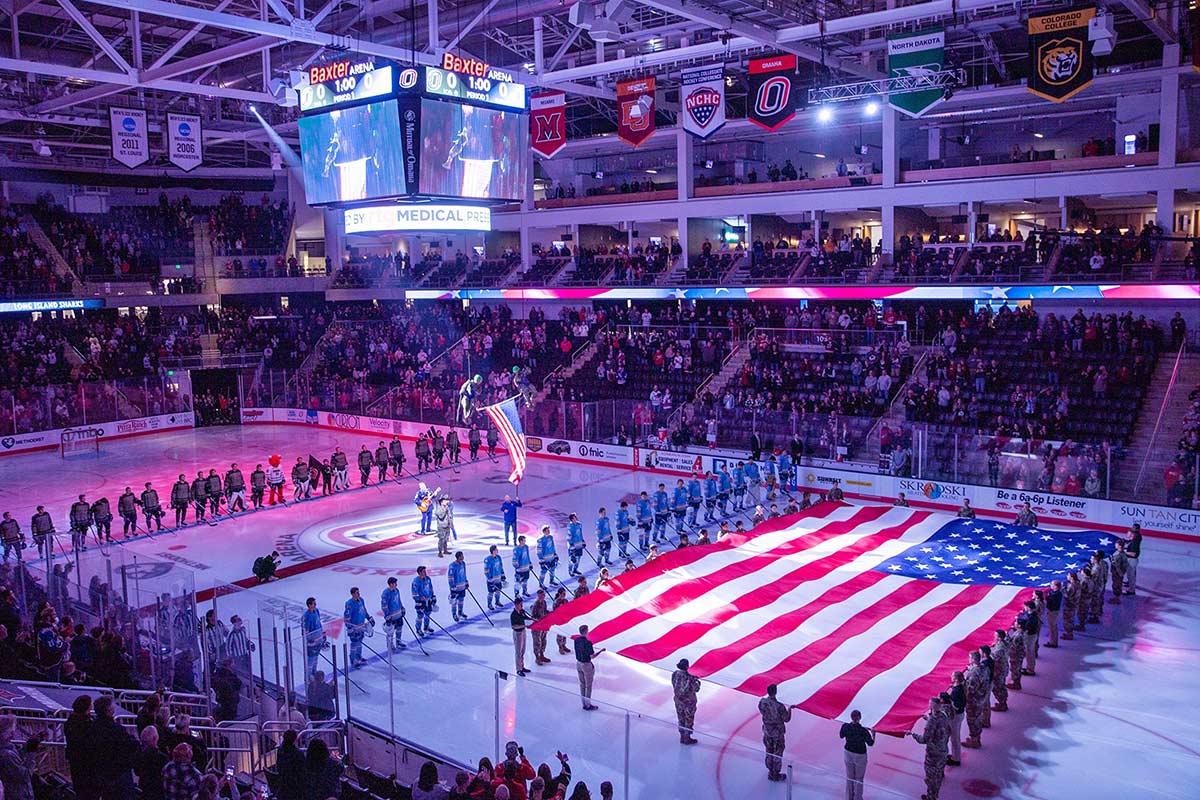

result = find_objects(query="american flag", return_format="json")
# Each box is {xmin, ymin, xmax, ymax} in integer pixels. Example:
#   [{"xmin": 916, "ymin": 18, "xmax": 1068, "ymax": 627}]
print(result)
[
  {"xmin": 484, "ymin": 396, "xmax": 526, "ymax": 484},
  {"xmin": 535, "ymin": 502, "xmax": 1119, "ymax": 732}
]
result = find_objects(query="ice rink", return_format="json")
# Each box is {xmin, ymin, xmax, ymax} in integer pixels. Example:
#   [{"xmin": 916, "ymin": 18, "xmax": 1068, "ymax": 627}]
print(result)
[{"xmin": 2, "ymin": 423, "xmax": 1198, "ymax": 799}]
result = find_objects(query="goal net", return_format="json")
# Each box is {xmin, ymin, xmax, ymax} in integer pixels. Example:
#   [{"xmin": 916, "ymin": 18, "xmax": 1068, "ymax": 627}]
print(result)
[{"xmin": 60, "ymin": 428, "xmax": 100, "ymax": 458}]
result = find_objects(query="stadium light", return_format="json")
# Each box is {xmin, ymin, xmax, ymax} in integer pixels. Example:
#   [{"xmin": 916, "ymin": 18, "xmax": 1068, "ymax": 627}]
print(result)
[
  {"xmin": 817, "ymin": 107, "xmax": 834, "ymax": 124},
  {"xmin": 864, "ymin": 101, "xmax": 879, "ymax": 116}
]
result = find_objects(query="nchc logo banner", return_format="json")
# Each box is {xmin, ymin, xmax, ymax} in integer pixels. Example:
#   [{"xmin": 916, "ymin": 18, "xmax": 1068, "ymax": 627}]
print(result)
[{"xmin": 343, "ymin": 203, "xmax": 492, "ymax": 233}]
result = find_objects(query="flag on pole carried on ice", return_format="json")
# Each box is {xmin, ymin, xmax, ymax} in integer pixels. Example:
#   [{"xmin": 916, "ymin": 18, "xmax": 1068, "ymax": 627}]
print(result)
[
  {"xmin": 484, "ymin": 396, "xmax": 526, "ymax": 484},
  {"xmin": 535, "ymin": 503, "xmax": 1119, "ymax": 732}
]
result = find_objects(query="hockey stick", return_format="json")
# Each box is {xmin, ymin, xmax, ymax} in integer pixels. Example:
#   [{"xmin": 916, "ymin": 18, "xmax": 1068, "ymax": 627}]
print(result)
[
  {"xmin": 425, "ymin": 613, "xmax": 462, "ymax": 644},
  {"xmin": 400, "ymin": 615, "xmax": 429, "ymax": 656},
  {"xmin": 581, "ymin": 545, "xmax": 603, "ymax": 569},
  {"xmin": 466, "ymin": 586, "xmax": 494, "ymax": 626}
]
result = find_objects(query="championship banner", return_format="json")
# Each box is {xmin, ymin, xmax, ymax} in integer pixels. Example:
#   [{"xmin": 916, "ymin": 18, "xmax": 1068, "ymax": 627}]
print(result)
[
  {"xmin": 109, "ymin": 107, "xmax": 148, "ymax": 168},
  {"xmin": 886, "ymin": 29, "xmax": 945, "ymax": 117},
  {"xmin": 748, "ymin": 54, "xmax": 798, "ymax": 131},
  {"xmin": 1027, "ymin": 7, "xmax": 1096, "ymax": 102},
  {"xmin": 530, "ymin": 91, "xmax": 567, "ymax": 158},
  {"xmin": 616, "ymin": 76, "xmax": 656, "ymax": 147},
  {"xmin": 680, "ymin": 64, "xmax": 726, "ymax": 139},
  {"xmin": 166, "ymin": 112, "xmax": 202, "ymax": 172}
]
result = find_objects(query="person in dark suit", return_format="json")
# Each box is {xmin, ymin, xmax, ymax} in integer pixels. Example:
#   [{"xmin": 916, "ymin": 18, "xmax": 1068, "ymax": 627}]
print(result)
[{"xmin": 92, "ymin": 695, "xmax": 139, "ymax": 799}]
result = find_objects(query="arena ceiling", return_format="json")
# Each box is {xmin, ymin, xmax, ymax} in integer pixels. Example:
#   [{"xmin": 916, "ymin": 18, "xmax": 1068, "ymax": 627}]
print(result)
[{"xmin": 0, "ymin": 0, "xmax": 1185, "ymax": 171}]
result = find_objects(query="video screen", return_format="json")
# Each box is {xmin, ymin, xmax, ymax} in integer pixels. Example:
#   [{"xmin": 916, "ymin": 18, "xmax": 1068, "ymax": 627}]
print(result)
[
  {"xmin": 298, "ymin": 100, "xmax": 406, "ymax": 205},
  {"xmin": 419, "ymin": 99, "xmax": 527, "ymax": 200}
]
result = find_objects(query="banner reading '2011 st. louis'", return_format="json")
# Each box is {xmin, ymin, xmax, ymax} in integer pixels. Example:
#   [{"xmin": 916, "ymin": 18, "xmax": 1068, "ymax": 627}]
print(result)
[
  {"xmin": 887, "ymin": 29, "xmax": 945, "ymax": 117},
  {"xmin": 680, "ymin": 65, "xmax": 725, "ymax": 139},
  {"xmin": 1027, "ymin": 7, "xmax": 1096, "ymax": 102}
]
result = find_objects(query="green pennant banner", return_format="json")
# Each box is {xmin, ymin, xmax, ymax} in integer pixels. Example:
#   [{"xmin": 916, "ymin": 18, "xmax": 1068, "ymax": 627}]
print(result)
[{"xmin": 887, "ymin": 29, "xmax": 945, "ymax": 118}]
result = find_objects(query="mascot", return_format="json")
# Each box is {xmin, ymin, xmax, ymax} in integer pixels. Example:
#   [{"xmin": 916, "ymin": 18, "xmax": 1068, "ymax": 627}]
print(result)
[{"xmin": 266, "ymin": 454, "xmax": 285, "ymax": 506}]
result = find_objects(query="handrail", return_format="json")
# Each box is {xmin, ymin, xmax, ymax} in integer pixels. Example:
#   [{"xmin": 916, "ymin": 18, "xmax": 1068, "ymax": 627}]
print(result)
[
  {"xmin": 1131, "ymin": 342, "xmax": 1187, "ymax": 496},
  {"xmin": 364, "ymin": 321, "xmax": 483, "ymax": 416}
]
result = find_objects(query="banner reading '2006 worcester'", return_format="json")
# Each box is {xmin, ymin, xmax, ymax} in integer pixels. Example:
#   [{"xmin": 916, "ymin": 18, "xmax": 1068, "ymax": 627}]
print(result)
[{"xmin": 1027, "ymin": 7, "xmax": 1096, "ymax": 102}]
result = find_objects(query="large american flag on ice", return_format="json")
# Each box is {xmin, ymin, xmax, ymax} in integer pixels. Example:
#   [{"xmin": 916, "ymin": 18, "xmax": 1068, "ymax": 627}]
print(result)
[
  {"xmin": 535, "ymin": 502, "xmax": 1119, "ymax": 732},
  {"xmin": 484, "ymin": 397, "xmax": 526, "ymax": 484}
]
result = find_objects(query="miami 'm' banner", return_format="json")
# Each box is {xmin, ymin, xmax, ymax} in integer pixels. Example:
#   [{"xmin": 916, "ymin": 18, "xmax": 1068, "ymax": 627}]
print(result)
[
  {"xmin": 166, "ymin": 112, "xmax": 202, "ymax": 172},
  {"xmin": 748, "ymin": 54, "xmax": 798, "ymax": 131},
  {"xmin": 530, "ymin": 91, "xmax": 567, "ymax": 158},
  {"xmin": 109, "ymin": 107, "xmax": 149, "ymax": 168},
  {"xmin": 1027, "ymin": 7, "xmax": 1096, "ymax": 102},
  {"xmin": 680, "ymin": 64, "xmax": 726, "ymax": 139},
  {"xmin": 617, "ymin": 76, "xmax": 656, "ymax": 147},
  {"xmin": 887, "ymin": 29, "xmax": 945, "ymax": 117}
]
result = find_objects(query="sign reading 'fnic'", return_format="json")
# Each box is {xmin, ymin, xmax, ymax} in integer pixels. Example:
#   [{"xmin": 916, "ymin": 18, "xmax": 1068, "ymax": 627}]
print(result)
[{"xmin": 343, "ymin": 203, "xmax": 492, "ymax": 233}]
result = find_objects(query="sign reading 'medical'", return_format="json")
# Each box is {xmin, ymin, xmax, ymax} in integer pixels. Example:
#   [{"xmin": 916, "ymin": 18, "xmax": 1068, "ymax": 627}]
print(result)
[{"xmin": 344, "ymin": 204, "xmax": 492, "ymax": 233}]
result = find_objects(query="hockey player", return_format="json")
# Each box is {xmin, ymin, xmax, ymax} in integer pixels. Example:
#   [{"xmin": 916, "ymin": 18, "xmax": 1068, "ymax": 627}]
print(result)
[
  {"xmin": 777, "ymin": 450, "xmax": 794, "ymax": 492},
  {"xmin": 448, "ymin": 551, "xmax": 469, "ymax": 621},
  {"xmin": 595, "ymin": 507, "xmax": 614, "ymax": 566},
  {"xmin": 468, "ymin": 425, "xmax": 481, "ymax": 460},
  {"xmin": 744, "ymin": 459, "xmax": 761, "ymax": 505},
  {"xmin": 90, "ymin": 495, "xmax": 112, "ymax": 544},
  {"xmin": 287, "ymin": 457, "xmax": 308, "ymax": 501},
  {"xmin": 687, "ymin": 473, "xmax": 703, "ymax": 526},
  {"xmin": 512, "ymin": 535, "xmax": 533, "ymax": 597},
  {"xmin": 431, "ymin": 429, "xmax": 445, "ymax": 469},
  {"xmin": 357, "ymin": 445, "xmax": 373, "ymax": 486},
  {"xmin": 331, "ymin": 447, "xmax": 349, "ymax": 491},
  {"xmin": 566, "ymin": 514, "xmax": 585, "ymax": 577},
  {"xmin": 317, "ymin": 459, "xmax": 332, "ymax": 496},
  {"xmin": 537, "ymin": 525, "xmax": 559, "ymax": 586},
  {"xmin": 732, "ymin": 462, "xmax": 747, "ymax": 510},
  {"xmin": 636, "ymin": 491, "xmax": 653, "ymax": 551},
  {"xmin": 414, "ymin": 482, "xmax": 436, "ymax": 534},
  {"xmin": 117, "ymin": 488, "xmax": 138, "ymax": 538},
  {"xmin": 446, "ymin": 429, "xmax": 461, "ymax": 464},
  {"xmin": 702, "ymin": 471, "xmax": 718, "ymax": 522},
  {"xmin": 412, "ymin": 434, "xmax": 429, "ymax": 472},
  {"xmin": 411, "ymin": 566, "xmax": 435, "ymax": 636},
  {"xmin": 388, "ymin": 437, "xmax": 406, "ymax": 478},
  {"xmin": 250, "ymin": 464, "xmax": 267, "ymax": 509},
  {"xmin": 486, "ymin": 425, "xmax": 499, "ymax": 458},
  {"xmin": 171, "ymin": 474, "xmax": 191, "ymax": 528},
  {"xmin": 374, "ymin": 441, "xmax": 390, "ymax": 482},
  {"xmin": 615, "ymin": 501, "xmax": 633, "ymax": 560},
  {"xmin": 0, "ymin": 513, "xmax": 23, "ymax": 562},
  {"xmin": 191, "ymin": 471, "xmax": 209, "ymax": 521},
  {"xmin": 31, "ymin": 505, "xmax": 54, "ymax": 560},
  {"xmin": 68, "ymin": 494, "xmax": 91, "ymax": 551},
  {"xmin": 653, "ymin": 483, "xmax": 670, "ymax": 543},
  {"xmin": 266, "ymin": 456, "xmax": 285, "ymax": 505},
  {"xmin": 225, "ymin": 464, "xmax": 247, "ymax": 512},
  {"xmin": 671, "ymin": 479, "xmax": 688, "ymax": 536},
  {"xmin": 343, "ymin": 587, "xmax": 372, "ymax": 668},
  {"xmin": 301, "ymin": 597, "xmax": 326, "ymax": 677},
  {"xmin": 484, "ymin": 545, "xmax": 506, "ymax": 610},
  {"xmin": 205, "ymin": 468, "xmax": 223, "ymax": 516},
  {"xmin": 717, "ymin": 465, "xmax": 733, "ymax": 516},
  {"xmin": 380, "ymin": 577, "xmax": 406, "ymax": 652},
  {"xmin": 140, "ymin": 482, "xmax": 165, "ymax": 531}
]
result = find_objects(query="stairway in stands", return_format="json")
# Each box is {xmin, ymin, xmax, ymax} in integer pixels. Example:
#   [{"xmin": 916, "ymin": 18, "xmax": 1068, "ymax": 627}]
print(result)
[
  {"xmin": 1114, "ymin": 349, "xmax": 1198, "ymax": 499},
  {"xmin": 20, "ymin": 213, "xmax": 84, "ymax": 290}
]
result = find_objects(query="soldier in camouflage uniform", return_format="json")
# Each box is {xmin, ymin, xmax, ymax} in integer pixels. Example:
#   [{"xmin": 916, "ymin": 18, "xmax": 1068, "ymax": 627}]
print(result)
[
  {"xmin": 910, "ymin": 696, "xmax": 952, "ymax": 800},
  {"xmin": 1077, "ymin": 565, "xmax": 1094, "ymax": 632},
  {"xmin": 758, "ymin": 684, "xmax": 791, "ymax": 781},
  {"xmin": 671, "ymin": 658, "xmax": 701, "ymax": 745},
  {"xmin": 978, "ymin": 644, "xmax": 995, "ymax": 728},
  {"xmin": 962, "ymin": 650, "xmax": 987, "ymax": 748},
  {"xmin": 1006, "ymin": 621, "xmax": 1025, "ymax": 690},
  {"xmin": 990, "ymin": 630, "xmax": 1010, "ymax": 711},
  {"xmin": 1062, "ymin": 571, "xmax": 1080, "ymax": 640},
  {"xmin": 1089, "ymin": 552, "xmax": 1108, "ymax": 623},
  {"xmin": 1109, "ymin": 540, "xmax": 1129, "ymax": 602}
]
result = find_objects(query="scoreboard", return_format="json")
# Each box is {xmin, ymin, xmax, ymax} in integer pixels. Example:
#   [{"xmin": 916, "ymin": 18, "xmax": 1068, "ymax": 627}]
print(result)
[
  {"xmin": 397, "ymin": 54, "xmax": 526, "ymax": 112},
  {"xmin": 299, "ymin": 58, "xmax": 394, "ymax": 113}
]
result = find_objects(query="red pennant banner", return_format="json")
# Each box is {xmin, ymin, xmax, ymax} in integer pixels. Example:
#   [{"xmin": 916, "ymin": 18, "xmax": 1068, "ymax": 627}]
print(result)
[
  {"xmin": 617, "ymin": 76, "xmax": 656, "ymax": 148},
  {"xmin": 530, "ymin": 91, "xmax": 567, "ymax": 158}
]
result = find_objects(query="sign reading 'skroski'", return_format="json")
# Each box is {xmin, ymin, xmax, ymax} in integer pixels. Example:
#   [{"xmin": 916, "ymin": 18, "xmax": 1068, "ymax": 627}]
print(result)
[
  {"xmin": 530, "ymin": 92, "xmax": 567, "ymax": 158},
  {"xmin": 1027, "ymin": 7, "xmax": 1096, "ymax": 102},
  {"xmin": 617, "ymin": 76, "xmax": 656, "ymax": 147},
  {"xmin": 680, "ymin": 65, "xmax": 726, "ymax": 139},
  {"xmin": 748, "ymin": 55, "xmax": 798, "ymax": 131}
]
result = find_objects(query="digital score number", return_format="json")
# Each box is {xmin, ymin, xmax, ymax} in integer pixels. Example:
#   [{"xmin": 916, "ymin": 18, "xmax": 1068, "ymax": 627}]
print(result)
[
  {"xmin": 424, "ymin": 65, "xmax": 526, "ymax": 112},
  {"xmin": 299, "ymin": 62, "xmax": 394, "ymax": 112}
]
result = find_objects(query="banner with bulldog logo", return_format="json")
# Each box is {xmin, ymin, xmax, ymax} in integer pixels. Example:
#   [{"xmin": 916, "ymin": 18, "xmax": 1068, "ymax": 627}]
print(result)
[
  {"xmin": 617, "ymin": 76, "xmax": 656, "ymax": 147},
  {"xmin": 887, "ymin": 29, "xmax": 945, "ymax": 117},
  {"xmin": 680, "ymin": 64, "xmax": 726, "ymax": 139},
  {"xmin": 748, "ymin": 54, "xmax": 798, "ymax": 131},
  {"xmin": 530, "ymin": 91, "xmax": 567, "ymax": 158},
  {"xmin": 1027, "ymin": 7, "xmax": 1096, "ymax": 102}
]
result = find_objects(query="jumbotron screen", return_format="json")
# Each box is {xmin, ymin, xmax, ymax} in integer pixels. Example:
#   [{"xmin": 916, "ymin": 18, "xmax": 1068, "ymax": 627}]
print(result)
[
  {"xmin": 418, "ymin": 99, "xmax": 527, "ymax": 200},
  {"xmin": 298, "ymin": 99, "xmax": 407, "ymax": 205}
]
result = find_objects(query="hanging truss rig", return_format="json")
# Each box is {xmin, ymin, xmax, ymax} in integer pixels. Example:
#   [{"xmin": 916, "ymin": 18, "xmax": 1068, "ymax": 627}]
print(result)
[{"xmin": 808, "ymin": 69, "xmax": 966, "ymax": 104}]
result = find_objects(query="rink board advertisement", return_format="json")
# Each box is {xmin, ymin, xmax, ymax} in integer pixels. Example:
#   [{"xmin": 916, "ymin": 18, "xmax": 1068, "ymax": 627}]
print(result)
[{"xmin": 0, "ymin": 411, "xmax": 195, "ymax": 456}]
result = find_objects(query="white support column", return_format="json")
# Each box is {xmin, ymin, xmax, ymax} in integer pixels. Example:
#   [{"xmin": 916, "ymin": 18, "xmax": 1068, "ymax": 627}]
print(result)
[
  {"xmin": 521, "ymin": 151, "xmax": 535, "ymax": 212},
  {"xmin": 1157, "ymin": 188, "xmax": 1178, "ymax": 232},
  {"xmin": 9, "ymin": 7, "xmax": 19, "ymax": 59},
  {"xmin": 881, "ymin": 204, "xmax": 895, "ymax": 255},
  {"xmin": 882, "ymin": 107, "xmax": 899, "ymax": 188},
  {"xmin": 323, "ymin": 208, "xmax": 344, "ymax": 266},
  {"xmin": 927, "ymin": 127, "xmax": 941, "ymax": 163},
  {"xmin": 533, "ymin": 16, "xmax": 544, "ymax": 74},
  {"xmin": 1159, "ymin": 43, "xmax": 1181, "ymax": 169},
  {"xmin": 677, "ymin": 127, "xmax": 694, "ymax": 201},
  {"xmin": 967, "ymin": 201, "xmax": 978, "ymax": 244},
  {"xmin": 427, "ymin": 0, "xmax": 440, "ymax": 52},
  {"xmin": 1058, "ymin": 196, "xmax": 1068, "ymax": 230},
  {"xmin": 677, "ymin": 215, "xmax": 689, "ymax": 273}
]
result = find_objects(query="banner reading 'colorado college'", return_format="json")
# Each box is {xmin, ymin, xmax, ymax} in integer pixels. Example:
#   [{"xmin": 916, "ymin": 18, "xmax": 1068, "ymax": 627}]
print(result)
[
  {"xmin": 530, "ymin": 91, "xmax": 567, "ymax": 158},
  {"xmin": 680, "ymin": 64, "xmax": 726, "ymax": 139},
  {"xmin": 1027, "ymin": 7, "xmax": 1096, "ymax": 102},
  {"xmin": 617, "ymin": 76, "xmax": 656, "ymax": 147},
  {"xmin": 748, "ymin": 55, "xmax": 798, "ymax": 131},
  {"xmin": 886, "ymin": 29, "xmax": 945, "ymax": 117}
]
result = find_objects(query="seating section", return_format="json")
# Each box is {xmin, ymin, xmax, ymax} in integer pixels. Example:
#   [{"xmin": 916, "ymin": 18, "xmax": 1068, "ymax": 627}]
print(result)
[
  {"xmin": 1168, "ymin": 384, "xmax": 1199, "ymax": 508},
  {"xmin": 0, "ymin": 201, "xmax": 73, "ymax": 295},
  {"xmin": 209, "ymin": 193, "xmax": 291, "ymax": 255},
  {"xmin": 461, "ymin": 253, "xmax": 520, "ymax": 287},
  {"xmin": 217, "ymin": 304, "xmax": 330, "ymax": 369},
  {"xmin": 514, "ymin": 252, "xmax": 571, "ymax": 286}
]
